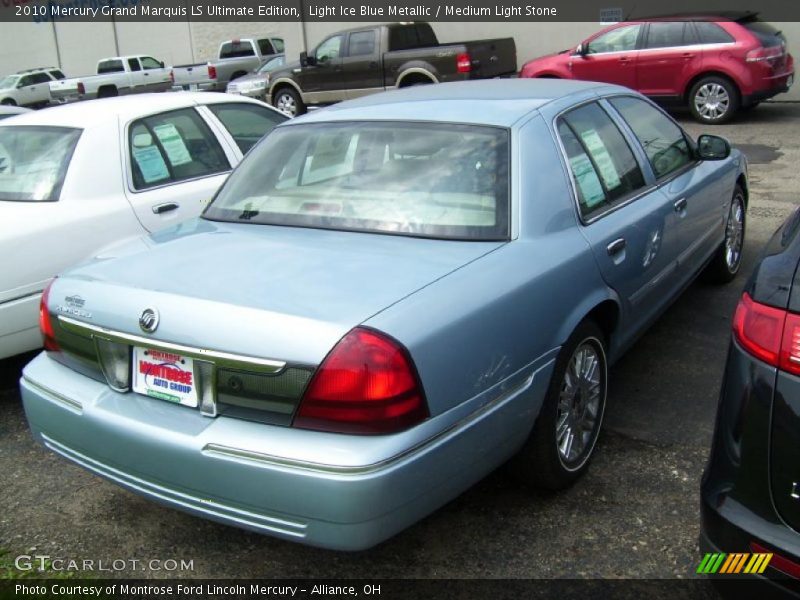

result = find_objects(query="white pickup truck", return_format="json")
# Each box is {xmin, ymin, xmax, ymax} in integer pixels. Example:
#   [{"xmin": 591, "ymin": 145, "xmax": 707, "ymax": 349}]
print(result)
[{"xmin": 49, "ymin": 55, "xmax": 172, "ymax": 103}]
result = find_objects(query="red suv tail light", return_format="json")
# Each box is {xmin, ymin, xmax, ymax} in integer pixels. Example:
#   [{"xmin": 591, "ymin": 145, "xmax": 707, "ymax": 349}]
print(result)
[
  {"xmin": 39, "ymin": 279, "xmax": 59, "ymax": 352},
  {"xmin": 294, "ymin": 327, "xmax": 428, "ymax": 434},
  {"xmin": 208, "ymin": 64, "xmax": 217, "ymax": 80},
  {"xmin": 456, "ymin": 53, "xmax": 472, "ymax": 73},
  {"xmin": 733, "ymin": 292, "xmax": 800, "ymax": 376},
  {"xmin": 746, "ymin": 46, "xmax": 784, "ymax": 63}
]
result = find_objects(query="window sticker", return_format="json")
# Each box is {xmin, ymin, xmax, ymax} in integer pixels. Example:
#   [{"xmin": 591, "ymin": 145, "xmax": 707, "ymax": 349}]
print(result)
[
  {"xmin": 580, "ymin": 129, "xmax": 622, "ymax": 190},
  {"xmin": 153, "ymin": 123, "xmax": 192, "ymax": 166},
  {"xmin": 570, "ymin": 153, "xmax": 606, "ymax": 208},
  {"xmin": 132, "ymin": 145, "xmax": 169, "ymax": 183}
]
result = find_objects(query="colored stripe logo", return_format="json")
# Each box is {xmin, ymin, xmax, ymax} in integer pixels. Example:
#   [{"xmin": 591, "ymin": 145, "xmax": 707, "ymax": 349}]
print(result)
[{"xmin": 697, "ymin": 552, "xmax": 773, "ymax": 574}]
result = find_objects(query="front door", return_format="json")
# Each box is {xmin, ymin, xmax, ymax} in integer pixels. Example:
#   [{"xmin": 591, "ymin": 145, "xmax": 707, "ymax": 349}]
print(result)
[{"xmin": 299, "ymin": 34, "xmax": 346, "ymax": 102}]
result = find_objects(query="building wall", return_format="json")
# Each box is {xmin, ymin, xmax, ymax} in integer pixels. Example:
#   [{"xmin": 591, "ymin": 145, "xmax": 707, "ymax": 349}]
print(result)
[{"xmin": 0, "ymin": 19, "xmax": 797, "ymax": 100}]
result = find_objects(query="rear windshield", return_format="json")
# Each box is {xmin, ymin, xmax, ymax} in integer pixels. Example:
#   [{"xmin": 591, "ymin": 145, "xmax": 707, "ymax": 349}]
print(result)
[
  {"xmin": 204, "ymin": 122, "xmax": 510, "ymax": 241},
  {"xmin": 0, "ymin": 126, "xmax": 81, "ymax": 202},
  {"xmin": 98, "ymin": 59, "xmax": 124, "ymax": 73},
  {"xmin": 220, "ymin": 41, "xmax": 255, "ymax": 59},
  {"xmin": 741, "ymin": 20, "xmax": 786, "ymax": 46}
]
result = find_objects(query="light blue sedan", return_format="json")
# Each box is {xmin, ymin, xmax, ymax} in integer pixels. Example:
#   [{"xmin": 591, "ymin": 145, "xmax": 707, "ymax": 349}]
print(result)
[{"xmin": 21, "ymin": 80, "xmax": 747, "ymax": 550}]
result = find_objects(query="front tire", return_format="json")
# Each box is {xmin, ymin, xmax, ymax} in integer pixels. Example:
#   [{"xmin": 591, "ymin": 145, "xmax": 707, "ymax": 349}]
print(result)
[
  {"xmin": 273, "ymin": 87, "xmax": 305, "ymax": 117},
  {"xmin": 1, "ymin": 98, "xmax": 17, "ymax": 106},
  {"xmin": 706, "ymin": 185, "xmax": 746, "ymax": 283},
  {"xmin": 689, "ymin": 76, "xmax": 739, "ymax": 124},
  {"xmin": 510, "ymin": 320, "xmax": 608, "ymax": 490}
]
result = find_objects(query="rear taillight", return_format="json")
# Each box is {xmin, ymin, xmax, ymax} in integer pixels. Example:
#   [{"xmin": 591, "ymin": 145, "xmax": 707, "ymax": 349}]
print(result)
[
  {"xmin": 208, "ymin": 64, "xmax": 217, "ymax": 80},
  {"xmin": 294, "ymin": 327, "xmax": 428, "ymax": 434},
  {"xmin": 39, "ymin": 279, "xmax": 59, "ymax": 352},
  {"xmin": 751, "ymin": 542, "xmax": 800, "ymax": 578},
  {"xmin": 733, "ymin": 292, "xmax": 800, "ymax": 375},
  {"xmin": 746, "ymin": 46, "xmax": 784, "ymax": 63},
  {"xmin": 456, "ymin": 52, "xmax": 472, "ymax": 73},
  {"xmin": 77, "ymin": 82, "xmax": 85, "ymax": 95}
]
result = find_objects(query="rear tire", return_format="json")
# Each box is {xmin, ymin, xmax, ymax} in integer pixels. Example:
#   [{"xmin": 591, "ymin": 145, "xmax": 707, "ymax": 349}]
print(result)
[
  {"xmin": 273, "ymin": 87, "xmax": 305, "ymax": 117},
  {"xmin": 688, "ymin": 76, "xmax": 739, "ymax": 124},
  {"xmin": 706, "ymin": 185, "xmax": 746, "ymax": 283},
  {"xmin": 97, "ymin": 86, "xmax": 118, "ymax": 99},
  {"xmin": 509, "ymin": 320, "xmax": 608, "ymax": 490}
]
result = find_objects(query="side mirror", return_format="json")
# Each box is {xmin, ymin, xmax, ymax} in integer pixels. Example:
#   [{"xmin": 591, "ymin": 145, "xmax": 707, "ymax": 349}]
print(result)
[
  {"xmin": 300, "ymin": 51, "xmax": 316, "ymax": 67},
  {"xmin": 697, "ymin": 134, "xmax": 731, "ymax": 160},
  {"xmin": 575, "ymin": 43, "xmax": 587, "ymax": 56},
  {"xmin": 159, "ymin": 61, "xmax": 165, "ymax": 68},
  {"xmin": 16, "ymin": 81, "xmax": 24, "ymax": 89}
]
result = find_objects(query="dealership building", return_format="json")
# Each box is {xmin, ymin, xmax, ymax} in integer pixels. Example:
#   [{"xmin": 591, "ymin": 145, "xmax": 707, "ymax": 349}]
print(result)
[{"xmin": 2, "ymin": 16, "xmax": 798, "ymax": 101}]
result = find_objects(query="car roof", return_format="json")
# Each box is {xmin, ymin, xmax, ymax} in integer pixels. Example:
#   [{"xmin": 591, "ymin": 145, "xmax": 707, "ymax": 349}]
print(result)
[
  {"xmin": 294, "ymin": 79, "xmax": 625, "ymax": 128},
  {"xmin": 0, "ymin": 92, "xmax": 272, "ymax": 128}
]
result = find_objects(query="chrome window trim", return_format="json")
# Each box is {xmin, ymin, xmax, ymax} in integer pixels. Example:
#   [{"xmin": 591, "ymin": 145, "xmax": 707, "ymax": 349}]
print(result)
[
  {"xmin": 57, "ymin": 315, "xmax": 286, "ymax": 373},
  {"xmin": 551, "ymin": 97, "xmax": 654, "ymax": 226}
]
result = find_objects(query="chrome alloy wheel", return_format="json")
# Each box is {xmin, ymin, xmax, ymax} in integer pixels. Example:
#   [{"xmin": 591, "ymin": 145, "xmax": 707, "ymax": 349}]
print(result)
[
  {"xmin": 725, "ymin": 192, "xmax": 745, "ymax": 272},
  {"xmin": 694, "ymin": 83, "xmax": 731, "ymax": 121},
  {"xmin": 275, "ymin": 93, "xmax": 297, "ymax": 117},
  {"xmin": 556, "ymin": 339, "xmax": 605, "ymax": 470}
]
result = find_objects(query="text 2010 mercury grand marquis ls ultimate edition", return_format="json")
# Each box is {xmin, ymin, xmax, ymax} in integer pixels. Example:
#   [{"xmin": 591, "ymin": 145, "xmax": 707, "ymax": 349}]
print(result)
[{"xmin": 21, "ymin": 80, "xmax": 748, "ymax": 550}]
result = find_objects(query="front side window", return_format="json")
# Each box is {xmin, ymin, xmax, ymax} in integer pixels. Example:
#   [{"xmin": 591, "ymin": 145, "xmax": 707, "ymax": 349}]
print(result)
[
  {"xmin": 204, "ymin": 121, "xmax": 510, "ymax": 240},
  {"xmin": 587, "ymin": 24, "xmax": 642, "ymax": 54},
  {"xmin": 610, "ymin": 96, "xmax": 693, "ymax": 179},
  {"xmin": 128, "ymin": 108, "xmax": 229, "ymax": 190},
  {"xmin": 349, "ymin": 31, "xmax": 376, "ymax": 57},
  {"xmin": 207, "ymin": 103, "xmax": 287, "ymax": 154},
  {"xmin": 0, "ymin": 126, "xmax": 82, "ymax": 202},
  {"xmin": 31, "ymin": 73, "xmax": 52, "ymax": 85},
  {"xmin": 315, "ymin": 36, "xmax": 343, "ymax": 63},
  {"xmin": 645, "ymin": 22, "xmax": 692, "ymax": 49},
  {"xmin": 0, "ymin": 76, "xmax": 19, "ymax": 90},
  {"xmin": 558, "ymin": 102, "xmax": 646, "ymax": 219},
  {"xmin": 272, "ymin": 39, "xmax": 285, "ymax": 53},
  {"xmin": 18, "ymin": 76, "xmax": 33, "ymax": 88}
]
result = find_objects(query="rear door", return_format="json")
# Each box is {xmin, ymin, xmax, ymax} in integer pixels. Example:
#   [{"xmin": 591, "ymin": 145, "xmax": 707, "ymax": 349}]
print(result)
[
  {"xmin": 557, "ymin": 100, "xmax": 682, "ymax": 336},
  {"xmin": 571, "ymin": 23, "xmax": 643, "ymax": 89},
  {"xmin": 122, "ymin": 106, "xmax": 238, "ymax": 231},
  {"xmin": 127, "ymin": 57, "xmax": 145, "ymax": 90},
  {"xmin": 608, "ymin": 95, "xmax": 732, "ymax": 282},
  {"xmin": 637, "ymin": 22, "xmax": 703, "ymax": 98},
  {"xmin": 342, "ymin": 29, "xmax": 382, "ymax": 97}
]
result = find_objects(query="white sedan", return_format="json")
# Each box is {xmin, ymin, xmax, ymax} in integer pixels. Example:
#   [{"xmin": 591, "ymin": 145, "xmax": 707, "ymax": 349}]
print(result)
[{"xmin": 0, "ymin": 92, "xmax": 286, "ymax": 359}]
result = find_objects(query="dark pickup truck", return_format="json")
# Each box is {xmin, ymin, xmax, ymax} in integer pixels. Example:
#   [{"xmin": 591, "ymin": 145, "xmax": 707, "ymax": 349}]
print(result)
[{"xmin": 268, "ymin": 22, "xmax": 517, "ymax": 116}]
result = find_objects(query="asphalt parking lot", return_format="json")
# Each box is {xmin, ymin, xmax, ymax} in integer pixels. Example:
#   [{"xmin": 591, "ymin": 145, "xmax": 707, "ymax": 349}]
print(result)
[{"xmin": 1, "ymin": 102, "xmax": 799, "ymax": 581}]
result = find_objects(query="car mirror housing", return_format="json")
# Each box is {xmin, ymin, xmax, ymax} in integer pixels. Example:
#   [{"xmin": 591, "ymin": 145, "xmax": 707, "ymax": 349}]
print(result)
[
  {"xmin": 697, "ymin": 134, "xmax": 731, "ymax": 160},
  {"xmin": 575, "ymin": 43, "xmax": 587, "ymax": 56},
  {"xmin": 300, "ymin": 51, "xmax": 315, "ymax": 67}
]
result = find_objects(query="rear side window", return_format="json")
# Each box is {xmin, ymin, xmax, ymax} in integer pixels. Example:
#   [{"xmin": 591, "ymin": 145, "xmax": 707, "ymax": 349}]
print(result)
[
  {"xmin": 587, "ymin": 24, "xmax": 642, "ymax": 54},
  {"xmin": 389, "ymin": 24, "xmax": 436, "ymax": 51},
  {"xmin": 128, "ymin": 108, "xmax": 230, "ymax": 190},
  {"xmin": 348, "ymin": 31, "xmax": 376, "ymax": 57},
  {"xmin": 98, "ymin": 59, "xmax": 124, "ymax": 74},
  {"xmin": 220, "ymin": 41, "xmax": 255, "ymax": 59},
  {"xmin": 645, "ymin": 22, "xmax": 693, "ymax": 49},
  {"xmin": 207, "ymin": 103, "xmax": 286, "ymax": 154},
  {"xmin": 610, "ymin": 96, "xmax": 693, "ymax": 179},
  {"xmin": 49, "ymin": 69, "xmax": 65, "ymax": 80},
  {"xmin": 694, "ymin": 22, "xmax": 735, "ymax": 44},
  {"xmin": 127, "ymin": 58, "xmax": 141, "ymax": 72},
  {"xmin": 0, "ymin": 126, "xmax": 81, "ymax": 202},
  {"xmin": 558, "ymin": 102, "xmax": 646, "ymax": 219}
]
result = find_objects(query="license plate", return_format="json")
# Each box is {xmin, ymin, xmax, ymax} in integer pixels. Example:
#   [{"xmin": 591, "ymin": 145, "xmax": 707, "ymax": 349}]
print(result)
[{"xmin": 132, "ymin": 347, "xmax": 198, "ymax": 407}]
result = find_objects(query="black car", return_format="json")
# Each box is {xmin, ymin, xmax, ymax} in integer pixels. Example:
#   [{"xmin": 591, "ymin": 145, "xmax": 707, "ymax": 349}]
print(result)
[{"xmin": 702, "ymin": 206, "xmax": 800, "ymax": 596}]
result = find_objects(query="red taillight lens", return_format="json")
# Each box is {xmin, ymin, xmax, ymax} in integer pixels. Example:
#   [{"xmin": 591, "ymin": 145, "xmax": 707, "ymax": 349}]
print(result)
[
  {"xmin": 780, "ymin": 312, "xmax": 800, "ymax": 376},
  {"xmin": 733, "ymin": 293, "xmax": 784, "ymax": 365},
  {"xmin": 294, "ymin": 327, "xmax": 428, "ymax": 434},
  {"xmin": 751, "ymin": 542, "xmax": 800, "ymax": 578},
  {"xmin": 77, "ymin": 82, "xmax": 85, "ymax": 95},
  {"xmin": 208, "ymin": 64, "xmax": 217, "ymax": 80},
  {"xmin": 746, "ymin": 46, "xmax": 784, "ymax": 63},
  {"xmin": 456, "ymin": 53, "xmax": 472, "ymax": 73},
  {"xmin": 39, "ymin": 279, "xmax": 59, "ymax": 352}
]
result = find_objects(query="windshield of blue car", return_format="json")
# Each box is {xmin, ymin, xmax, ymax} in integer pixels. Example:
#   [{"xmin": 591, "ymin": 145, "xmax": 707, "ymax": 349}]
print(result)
[
  {"xmin": 0, "ymin": 126, "xmax": 82, "ymax": 202},
  {"xmin": 203, "ymin": 121, "xmax": 510, "ymax": 241}
]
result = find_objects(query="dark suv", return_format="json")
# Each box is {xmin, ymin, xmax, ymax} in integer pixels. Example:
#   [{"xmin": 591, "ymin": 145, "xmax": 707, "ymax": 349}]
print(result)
[{"xmin": 520, "ymin": 13, "xmax": 794, "ymax": 124}]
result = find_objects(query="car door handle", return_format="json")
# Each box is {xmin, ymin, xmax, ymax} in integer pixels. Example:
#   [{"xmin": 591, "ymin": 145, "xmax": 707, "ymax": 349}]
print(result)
[
  {"xmin": 152, "ymin": 202, "xmax": 179, "ymax": 214},
  {"xmin": 674, "ymin": 197, "xmax": 687, "ymax": 212},
  {"xmin": 607, "ymin": 238, "xmax": 626, "ymax": 255},
  {"xmin": 618, "ymin": 57, "xmax": 630, "ymax": 63},
  {"xmin": 681, "ymin": 53, "xmax": 695, "ymax": 59}
]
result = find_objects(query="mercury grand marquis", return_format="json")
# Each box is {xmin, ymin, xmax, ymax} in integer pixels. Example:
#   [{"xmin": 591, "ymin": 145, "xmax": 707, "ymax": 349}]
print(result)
[{"xmin": 21, "ymin": 80, "xmax": 748, "ymax": 550}]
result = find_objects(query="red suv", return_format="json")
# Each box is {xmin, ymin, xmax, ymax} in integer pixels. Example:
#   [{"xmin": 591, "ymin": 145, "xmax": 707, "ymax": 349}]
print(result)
[{"xmin": 519, "ymin": 14, "xmax": 794, "ymax": 124}]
